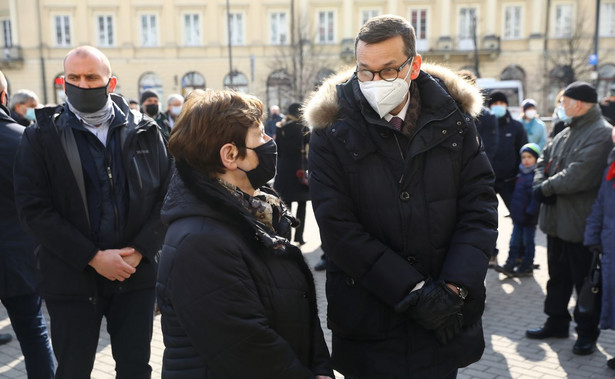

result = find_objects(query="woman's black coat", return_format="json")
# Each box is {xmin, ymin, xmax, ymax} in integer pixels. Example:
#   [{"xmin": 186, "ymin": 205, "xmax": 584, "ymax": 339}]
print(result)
[{"xmin": 156, "ymin": 169, "xmax": 332, "ymax": 378}]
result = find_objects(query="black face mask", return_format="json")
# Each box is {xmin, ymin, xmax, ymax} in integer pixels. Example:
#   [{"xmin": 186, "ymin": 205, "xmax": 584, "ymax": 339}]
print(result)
[
  {"xmin": 144, "ymin": 103, "xmax": 159, "ymax": 117},
  {"xmin": 64, "ymin": 80, "xmax": 110, "ymax": 113},
  {"xmin": 239, "ymin": 139, "xmax": 278, "ymax": 189}
]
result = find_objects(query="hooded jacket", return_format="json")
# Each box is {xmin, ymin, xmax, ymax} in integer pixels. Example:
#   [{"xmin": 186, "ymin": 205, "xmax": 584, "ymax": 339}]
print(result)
[
  {"xmin": 156, "ymin": 169, "xmax": 332, "ymax": 378},
  {"xmin": 13, "ymin": 94, "xmax": 172, "ymax": 300},
  {"xmin": 303, "ymin": 63, "xmax": 498, "ymax": 377},
  {"xmin": 535, "ymin": 105, "xmax": 612, "ymax": 243}
]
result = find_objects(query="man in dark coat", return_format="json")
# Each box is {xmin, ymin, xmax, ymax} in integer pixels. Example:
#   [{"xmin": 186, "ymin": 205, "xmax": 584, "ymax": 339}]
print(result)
[
  {"xmin": 264, "ymin": 105, "xmax": 283, "ymax": 138},
  {"xmin": 488, "ymin": 91, "xmax": 528, "ymax": 212},
  {"xmin": 141, "ymin": 89, "xmax": 172, "ymax": 143},
  {"xmin": 13, "ymin": 46, "xmax": 172, "ymax": 378},
  {"xmin": 303, "ymin": 15, "xmax": 498, "ymax": 378},
  {"xmin": 9, "ymin": 89, "xmax": 39, "ymax": 127},
  {"xmin": 0, "ymin": 70, "xmax": 55, "ymax": 378}
]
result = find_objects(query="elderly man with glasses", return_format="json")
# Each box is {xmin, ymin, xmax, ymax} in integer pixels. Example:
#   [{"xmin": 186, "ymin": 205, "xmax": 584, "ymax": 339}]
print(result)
[{"xmin": 302, "ymin": 14, "xmax": 498, "ymax": 379}]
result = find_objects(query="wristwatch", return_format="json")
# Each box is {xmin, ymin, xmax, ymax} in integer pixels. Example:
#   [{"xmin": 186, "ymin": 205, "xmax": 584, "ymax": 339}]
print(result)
[{"xmin": 454, "ymin": 285, "xmax": 468, "ymax": 300}]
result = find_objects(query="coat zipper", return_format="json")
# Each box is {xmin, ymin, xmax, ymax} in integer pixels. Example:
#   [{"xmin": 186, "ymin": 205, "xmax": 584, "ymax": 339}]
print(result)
[{"xmin": 106, "ymin": 154, "xmax": 121, "ymax": 244}]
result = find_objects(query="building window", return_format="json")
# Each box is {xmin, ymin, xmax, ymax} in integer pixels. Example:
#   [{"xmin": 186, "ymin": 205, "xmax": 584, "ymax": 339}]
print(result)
[
  {"xmin": 317, "ymin": 11, "xmax": 335, "ymax": 44},
  {"xmin": 597, "ymin": 63, "xmax": 615, "ymax": 99},
  {"xmin": 184, "ymin": 14, "xmax": 201, "ymax": 46},
  {"xmin": 139, "ymin": 72, "xmax": 163, "ymax": 100},
  {"xmin": 54, "ymin": 15, "xmax": 71, "ymax": 47},
  {"xmin": 141, "ymin": 14, "xmax": 158, "ymax": 47},
  {"xmin": 270, "ymin": 12, "xmax": 287, "ymax": 45},
  {"xmin": 267, "ymin": 69, "xmax": 292, "ymax": 111},
  {"xmin": 504, "ymin": 6, "xmax": 522, "ymax": 40},
  {"xmin": 229, "ymin": 13, "xmax": 244, "ymax": 46},
  {"xmin": 554, "ymin": 4, "xmax": 573, "ymax": 38},
  {"xmin": 2, "ymin": 20, "xmax": 12, "ymax": 47},
  {"xmin": 181, "ymin": 71, "xmax": 206, "ymax": 97},
  {"xmin": 54, "ymin": 74, "xmax": 66, "ymax": 104},
  {"xmin": 360, "ymin": 9, "xmax": 379, "ymax": 26},
  {"xmin": 224, "ymin": 71, "xmax": 249, "ymax": 93},
  {"xmin": 410, "ymin": 9, "xmax": 428, "ymax": 51},
  {"xmin": 97, "ymin": 15, "xmax": 114, "ymax": 47},
  {"xmin": 458, "ymin": 7, "xmax": 477, "ymax": 50},
  {"xmin": 600, "ymin": 3, "xmax": 615, "ymax": 37}
]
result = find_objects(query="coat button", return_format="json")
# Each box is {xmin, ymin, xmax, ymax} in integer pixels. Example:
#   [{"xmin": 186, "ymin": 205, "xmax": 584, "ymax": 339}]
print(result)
[
  {"xmin": 346, "ymin": 277, "xmax": 355, "ymax": 286},
  {"xmin": 352, "ymin": 152, "xmax": 359, "ymax": 157},
  {"xmin": 399, "ymin": 191, "xmax": 411, "ymax": 201},
  {"xmin": 406, "ymin": 256, "xmax": 417, "ymax": 264},
  {"xmin": 456, "ymin": 121, "xmax": 462, "ymax": 126},
  {"xmin": 332, "ymin": 128, "xmax": 336, "ymax": 133},
  {"xmin": 452, "ymin": 142, "xmax": 458, "ymax": 147},
  {"xmin": 442, "ymin": 130, "xmax": 447, "ymax": 135}
]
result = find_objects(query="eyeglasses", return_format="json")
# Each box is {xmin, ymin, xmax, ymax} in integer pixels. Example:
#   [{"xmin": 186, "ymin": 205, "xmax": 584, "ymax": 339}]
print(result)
[{"xmin": 355, "ymin": 57, "xmax": 413, "ymax": 82}]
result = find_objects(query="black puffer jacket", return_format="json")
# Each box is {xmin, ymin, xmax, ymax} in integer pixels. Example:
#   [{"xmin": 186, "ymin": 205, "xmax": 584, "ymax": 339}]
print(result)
[
  {"xmin": 14, "ymin": 94, "xmax": 172, "ymax": 300},
  {"xmin": 156, "ymin": 168, "xmax": 332, "ymax": 379},
  {"xmin": 303, "ymin": 63, "xmax": 498, "ymax": 378}
]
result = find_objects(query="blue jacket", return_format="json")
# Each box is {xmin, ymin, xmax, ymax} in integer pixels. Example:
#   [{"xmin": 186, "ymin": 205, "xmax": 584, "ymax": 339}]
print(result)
[
  {"xmin": 510, "ymin": 165, "xmax": 539, "ymax": 226},
  {"xmin": 521, "ymin": 117, "xmax": 547, "ymax": 150},
  {"xmin": 584, "ymin": 150, "xmax": 615, "ymax": 330}
]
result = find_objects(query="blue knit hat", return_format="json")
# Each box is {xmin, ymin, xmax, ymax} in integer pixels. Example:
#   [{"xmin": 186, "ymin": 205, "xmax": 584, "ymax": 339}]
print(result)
[{"xmin": 520, "ymin": 143, "xmax": 541, "ymax": 159}]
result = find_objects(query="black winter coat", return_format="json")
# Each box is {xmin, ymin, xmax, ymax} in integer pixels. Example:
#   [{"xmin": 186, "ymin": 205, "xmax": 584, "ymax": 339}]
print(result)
[
  {"xmin": 156, "ymin": 168, "xmax": 332, "ymax": 379},
  {"xmin": 475, "ymin": 106, "xmax": 498, "ymax": 167},
  {"xmin": 273, "ymin": 118, "xmax": 311, "ymax": 203},
  {"xmin": 303, "ymin": 63, "xmax": 498, "ymax": 378},
  {"xmin": 0, "ymin": 104, "xmax": 37, "ymax": 299},
  {"xmin": 13, "ymin": 94, "xmax": 172, "ymax": 300},
  {"xmin": 492, "ymin": 111, "xmax": 527, "ymax": 182}
]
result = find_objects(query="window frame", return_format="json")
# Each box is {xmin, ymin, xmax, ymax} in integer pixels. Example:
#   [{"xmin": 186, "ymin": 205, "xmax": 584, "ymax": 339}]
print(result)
[
  {"xmin": 183, "ymin": 13, "xmax": 201, "ymax": 46},
  {"xmin": 228, "ymin": 12, "xmax": 245, "ymax": 46},
  {"xmin": 269, "ymin": 11, "xmax": 288, "ymax": 45},
  {"xmin": 600, "ymin": 2, "xmax": 615, "ymax": 37},
  {"xmin": 503, "ymin": 5, "xmax": 522, "ymax": 40},
  {"xmin": 140, "ymin": 13, "xmax": 159, "ymax": 47},
  {"xmin": 53, "ymin": 14, "xmax": 72, "ymax": 47},
  {"xmin": 96, "ymin": 14, "xmax": 115, "ymax": 47},
  {"xmin": 317, "ymin": 10, "xmax": 336, "ymax": 45},
  {"xmin": 553, "ymin": 3, "xmax": 573, "ymax": 38}
]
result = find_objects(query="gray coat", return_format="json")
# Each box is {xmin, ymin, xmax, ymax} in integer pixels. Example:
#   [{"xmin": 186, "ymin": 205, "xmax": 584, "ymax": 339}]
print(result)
[{"xmin": 535, "ymin": 105, "xmax": 613, "ymax": 243}]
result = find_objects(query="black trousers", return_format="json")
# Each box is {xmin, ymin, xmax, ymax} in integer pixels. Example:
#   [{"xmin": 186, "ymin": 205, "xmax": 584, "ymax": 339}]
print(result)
[
  {"xmin": 45, "ymin": 286, "xmax": 155, "ymax": 379},
  {"xmin": 544, "ymin": 236, "xmax": 601, "ymax": 339}
]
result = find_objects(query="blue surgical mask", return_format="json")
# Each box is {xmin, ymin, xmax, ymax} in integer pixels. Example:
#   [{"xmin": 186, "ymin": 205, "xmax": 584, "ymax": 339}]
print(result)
[
  {"xmin": 556, "ymin": 106, "xmax": 572, "ymax": 123},
  {"xmin": 25, "ymin": 107, "xmax": 36, "ymax": 121},
  {"xmin": 491, "ymin": 105, "xmax": 507, "ymax": 118}
]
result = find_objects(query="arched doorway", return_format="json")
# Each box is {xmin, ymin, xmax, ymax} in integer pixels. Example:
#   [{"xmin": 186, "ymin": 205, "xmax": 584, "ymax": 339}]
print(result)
[
  {"xmin": 597, "ymin": 63, "xmax": 615, "ymax": 99},
  {"xmin": 181, "ymin": 71, "xmax": 206, "ymax": 97},
  {"xmin": 266, "ymin": 69, "xmax": 292, "ymax": 112},
  {"xmin": 138, "ymin": 72, "xmax": 163, "ymax": 100},
  {"xmin": 224, "ymin": 71, "xmax": 248, "ymax": 93}
]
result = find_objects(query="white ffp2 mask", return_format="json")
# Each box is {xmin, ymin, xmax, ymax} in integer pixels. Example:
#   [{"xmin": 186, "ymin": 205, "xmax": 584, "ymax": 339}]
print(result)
[{"xmin": 359, "ymin": 64, "xmax": 412, "ymax": 118}]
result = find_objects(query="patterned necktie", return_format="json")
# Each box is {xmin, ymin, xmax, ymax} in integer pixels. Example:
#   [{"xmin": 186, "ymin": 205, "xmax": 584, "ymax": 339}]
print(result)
[{"xmin": 390, "ymin": 116, "xmax": 403, "ymax": 131}]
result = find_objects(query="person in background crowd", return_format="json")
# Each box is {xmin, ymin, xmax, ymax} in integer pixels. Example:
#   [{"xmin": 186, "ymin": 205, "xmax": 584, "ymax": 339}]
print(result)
[
  {"xmin": 156, "ymin": 89, "xmax": 333, "ymax": 378},
  {"xmin": 520, "ymin": 99, "xmax": 547, "ymax": 150},
  {"xmin": 10, "ymin": 89, "xmax": 39, "ymax": 127},
  {"xmin": 141, "ymin": 90, "xmax": 172, "ymax": 142},
  {"xmin": 129, "ymin": 99, "xmax": 139, "ymax": 111},
  {"xmin": 600, "ymin": 85, "xmax": 615, "ymax": 125},
  {"xmin": 0, "ymin": 70, "xmax": 55, "ymax": 378},
  {"xmin": 489, "ymin": 91, "xmax": 528, "ymax": 213},
  {"xmin": 164, "ymin": 93, "xmax": 184, "ymax": 129},
  {"xmin": 496, "ymin": 143, "xmax": 541, "ymax": 278},
  {"xmin": 527, "ymin": 81, "xmax": 612, "ymax": 357},
  {"xmin": 303, "ymin": 15, "xmax": 498, "ymax": 378},
  {"xmin": 584, "ymin": 124, "xmax": 615, "ymax": 370},
  {"xmin": 550, "ymin": 90, "xmax": 567, "ymax": 139},
  {"xmin": 13, "ymin": 45, "xmax": 172, "ymax": 378},
  {"xmin": 273, "ymin": 102, "xmax": 311, "ymax": 246},
  {"xmin": 264, "ymin": 105, "xmax": 283, "ymax": 138},
  {"xmin": 457, "ymin": 70, "xmax": 499, "ymax": 167}
]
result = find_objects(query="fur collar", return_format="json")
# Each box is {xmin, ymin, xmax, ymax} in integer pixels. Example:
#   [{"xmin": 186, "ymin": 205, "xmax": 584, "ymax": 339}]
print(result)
[{"xmin": 303, "ymin": 62, "xmax": 484, "ymax": 130}]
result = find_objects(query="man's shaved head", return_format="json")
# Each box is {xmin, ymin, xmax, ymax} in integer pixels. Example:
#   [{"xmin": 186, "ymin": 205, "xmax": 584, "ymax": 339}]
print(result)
[
  {"xmin": 63, "ymin": 46, "xmax": 112, "ymax": 77},
  {"xmin": 0, "ymin": 70, "xmax": 7, "ymax": 93}
]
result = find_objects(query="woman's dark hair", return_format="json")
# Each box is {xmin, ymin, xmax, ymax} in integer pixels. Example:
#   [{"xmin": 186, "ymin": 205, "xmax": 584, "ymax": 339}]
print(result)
[
  {"xmin": 168, "ymin": 89, "xmax": 264, "ymax": 177},
  {"xmin": 355, "ymin": 15, "xmax": 416, "ymax": 59}
]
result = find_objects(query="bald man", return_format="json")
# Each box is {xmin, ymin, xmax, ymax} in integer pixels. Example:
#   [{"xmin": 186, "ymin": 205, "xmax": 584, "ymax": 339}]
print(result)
[
  {"xmin": 0, "ymin": 70, "xmax": 55, "ymax": 378},
  {"xmin": 14, "ymin": 46, "xmax": 172, "ymax": 378}
]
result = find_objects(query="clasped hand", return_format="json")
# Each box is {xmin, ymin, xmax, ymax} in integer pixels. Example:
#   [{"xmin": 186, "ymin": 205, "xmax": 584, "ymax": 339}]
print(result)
[
  {"xmin": 88, "ymin": 247, "xmax": 142, "ymax": 281},
  {"xmin": 400, "ymin": 279, "xmax": 464, "ymax": 344}
]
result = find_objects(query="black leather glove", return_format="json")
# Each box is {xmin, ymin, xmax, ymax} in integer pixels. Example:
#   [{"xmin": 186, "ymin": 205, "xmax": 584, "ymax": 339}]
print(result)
[
  {"xmin": 435, "ymin": 312, "xmax": 464, "ymax": 345},
  {"xmin": 533, "ymin": 186, "xmax": 556, "ymax": 204},
  {"xmin": 403, "ymin": 279, "xmax": 464, "ymax": 330}
]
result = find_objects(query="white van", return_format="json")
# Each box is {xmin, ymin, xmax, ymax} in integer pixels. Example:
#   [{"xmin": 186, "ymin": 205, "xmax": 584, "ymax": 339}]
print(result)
[{"xmin": 476, "ymin": 78, "xmax": 524, "ymax": 120}]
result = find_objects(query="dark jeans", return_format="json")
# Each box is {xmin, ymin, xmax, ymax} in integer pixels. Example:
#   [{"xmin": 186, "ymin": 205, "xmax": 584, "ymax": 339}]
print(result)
[
  {"xmin": 544, "ymin": 236, "xmax": 601, "ymax": 339},
  {"xmin": 345, "ymin": 369, "xmax": 457, "ymax": 379},
  {"xmin": 46, "ymin": 286, "xmax": 155, "ymax": 379},
  {"xmin": 2, "ymin": 293, "xmax": 55, "ymax": 378},
  {"xmin": 293, "ymin": 201, "xmax": 307, "ymax": 243},
  {"xmin": 506, "ymin": 223, "xmax": 536, "ymax": 268},
  {"xmin": 494, "ymin": 178, "xmax": 515, "ymax": 213}
]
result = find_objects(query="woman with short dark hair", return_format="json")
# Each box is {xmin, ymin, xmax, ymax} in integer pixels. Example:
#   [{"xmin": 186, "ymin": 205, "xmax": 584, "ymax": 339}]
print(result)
[{"xmin": 156, "ymin": 89, "xmax": 333, "ymax": 379}]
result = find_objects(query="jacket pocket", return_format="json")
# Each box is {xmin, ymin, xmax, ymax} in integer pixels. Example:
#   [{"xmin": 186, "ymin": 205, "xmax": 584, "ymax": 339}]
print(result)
[{"xmin": 326, "ymin": 269, "xmax": 403, "ymax": 340}]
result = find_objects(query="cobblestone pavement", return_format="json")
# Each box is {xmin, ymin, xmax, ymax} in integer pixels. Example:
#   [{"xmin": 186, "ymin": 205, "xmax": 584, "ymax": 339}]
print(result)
[{"xmin": 0, "ymin": 200, "xmax": 614, "ymax": 378}]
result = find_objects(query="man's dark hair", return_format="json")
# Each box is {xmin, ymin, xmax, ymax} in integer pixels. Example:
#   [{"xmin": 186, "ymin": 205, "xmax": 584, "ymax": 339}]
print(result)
[{"xmin": 355, "ymin": 15, "xmax": 416, "ymax": 59}]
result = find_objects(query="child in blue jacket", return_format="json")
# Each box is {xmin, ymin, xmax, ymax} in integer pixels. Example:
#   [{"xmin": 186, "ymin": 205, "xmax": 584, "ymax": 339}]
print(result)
[{"xmin": 497, "ymin": 143, "xmax": 541, "ymax": 277}]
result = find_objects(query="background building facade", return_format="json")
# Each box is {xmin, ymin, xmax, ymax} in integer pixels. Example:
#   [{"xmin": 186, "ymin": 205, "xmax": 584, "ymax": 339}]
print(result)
[{"xmin": 0, "ymin": 0, "xmax": 613, "ymax": 115}]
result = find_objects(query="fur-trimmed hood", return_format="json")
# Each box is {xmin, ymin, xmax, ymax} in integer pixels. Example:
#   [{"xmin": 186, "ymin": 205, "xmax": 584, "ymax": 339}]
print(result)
[{"xmin": 303, "ymin": 62, "xmax": 484, "ymax": 130}]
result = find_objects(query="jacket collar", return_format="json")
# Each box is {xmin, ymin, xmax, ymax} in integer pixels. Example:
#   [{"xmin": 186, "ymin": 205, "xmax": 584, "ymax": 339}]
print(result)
[{"xmin": 569, "ymin": 105, "xmax": 604, "ymax": 131}]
